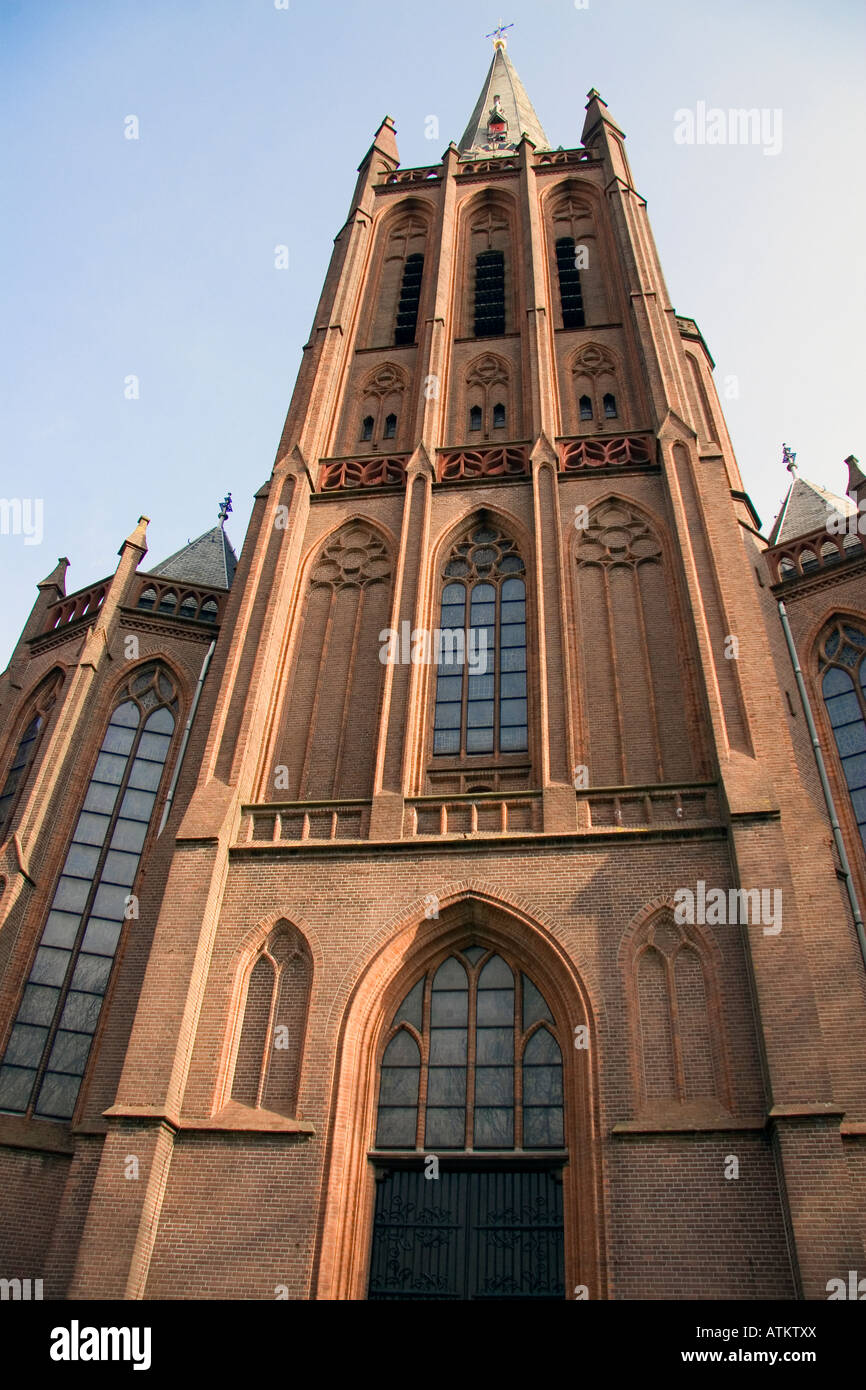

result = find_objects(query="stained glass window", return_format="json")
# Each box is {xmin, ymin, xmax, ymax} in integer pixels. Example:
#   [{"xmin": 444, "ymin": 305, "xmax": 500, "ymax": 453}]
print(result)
[
  {"xmin": 555, "ymin": 236, "xmax": 585, "ymax": 329},
  {"xmin": 474, "ymin": 250, "xmax": 506, "ymax": 337},
  {"xmin": 394, "ymin": 253, "xmax": 424, "ymax": 346},
  {"xmin": 0, "ymin": 673, "xmax": 62, "ymax": 838},
  {"xmin": 375, "ymin": 948, "xmax": 563, "ymax": 1151},
  {"xmin": 0, "ymin": 665, "xmax": 178, "ymax": 1121},
  {"xmin": 433, "ymin": 525, "xmax": 527, "ymax": 757},
  {"xmin": 818, "ymin": 619, "xmax": 866, "ymax": 849}
]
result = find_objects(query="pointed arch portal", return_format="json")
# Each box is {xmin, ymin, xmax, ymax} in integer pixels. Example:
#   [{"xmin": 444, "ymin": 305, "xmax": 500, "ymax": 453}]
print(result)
[{"xmin": 314, "ymin": 893, "xmax": 604, "ymax": 1301}]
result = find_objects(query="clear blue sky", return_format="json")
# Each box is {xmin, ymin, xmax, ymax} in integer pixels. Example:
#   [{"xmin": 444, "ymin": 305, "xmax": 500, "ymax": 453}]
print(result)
[{"xmin": 1, "ymin": 0, "xmax": 864, "ymax": 667}]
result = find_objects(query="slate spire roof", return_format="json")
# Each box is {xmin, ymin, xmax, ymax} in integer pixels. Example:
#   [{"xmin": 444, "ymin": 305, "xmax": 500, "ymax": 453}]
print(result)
[
  {"xmin": 767, "ymin": 475, "xmax": 857, "ymax": 546},
  {"xmin": 458, "ymin": 41, "xmax": 549, "ymax": 157},
  {"xmin": 147, "ymin": 523, "xmax": 238, "ymax": 591}
]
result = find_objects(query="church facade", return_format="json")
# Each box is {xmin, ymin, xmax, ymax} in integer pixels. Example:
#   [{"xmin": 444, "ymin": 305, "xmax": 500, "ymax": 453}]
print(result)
[{"xmin": 1, "ymin": 40, "xmax": 865, "ymax": 1301}]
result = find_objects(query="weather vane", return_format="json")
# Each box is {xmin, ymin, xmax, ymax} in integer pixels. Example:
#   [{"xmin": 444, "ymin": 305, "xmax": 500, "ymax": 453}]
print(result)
[
  {"xmin": 782, "ymin": 443, "xmax": 797, "ymax": 475},
  {"xmin": 486, "ymin": 19, "xmax": 514, "ymax": 49},
  {"xmin": 218, "ymin": 492, "xmax": 233, "ymax": 522}
]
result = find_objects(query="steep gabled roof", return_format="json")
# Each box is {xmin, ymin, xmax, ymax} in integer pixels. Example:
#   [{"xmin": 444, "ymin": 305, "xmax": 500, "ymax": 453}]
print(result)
[
  {"xmin": 147, "ymin": 525, "xmax": 238, "ymax": 591},
  {"xmin": 767, "ymin": 476, "xmax": 857, "ymax": 546},
  {"xmin": 458, "ymin": 45, "xmax": 549, "ymax": 157}
]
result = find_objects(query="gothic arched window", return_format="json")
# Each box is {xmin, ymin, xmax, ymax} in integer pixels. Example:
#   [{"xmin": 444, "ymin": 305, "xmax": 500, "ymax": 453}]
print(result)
[
  {"xmin": 0, "ymin": 664, "xmax": 179, "ymax": 1121},
  {"xmin": 394, "ymin": 252, "xmax": 424, "ymax": 345},
  {"xmin": 357, "ymin": 364, "xmax": 407, "ymax": 449},
  {"xmin": 603, "ymin": 392, "xmax": 618, "ymax": 418},
  {"xmin": 629, "ymin": 911, "xmax": 725, "ymax": 1110},
  {"xmin": 555, "ymin": 236, "xmax": 585, "ymax": 329},
  {"xmin": 464, "ymin": 353, "xmax": 513, "ymax": 442},
  {"xmin": 474, "ymin": 250, "xmax": 506, "ymax": 337},
  {"xmin": 574, "ymin": 500, "xmax": 695, "ymax": 784},
  {"xmin": 270, "ymin": 524, "xmax": 393, "ymax": 800},
  {"xmin": 818, "ymin": 618, "xmax": 866, "ymax": 848},
  {"xmin": 579, "ymin": 395, "xmax": 593, "ymax": 421},
  {"xmin": 0, "ymin": 671, "xmax": 63, "ymax": 839},
  {"xmin": 368, "ymin": 215, "xmax": 428, "ymax": 349},
  {"xmin": 433, "ymin": 524, "xmax": 527, "ymax": 757},
  {"xmin": 375, "ymin": 947, "xmax": 563, "ymax": 1150},
  {"xmin": 231, "ymin": 923, "xmax": 312, "ymax": 1116}
]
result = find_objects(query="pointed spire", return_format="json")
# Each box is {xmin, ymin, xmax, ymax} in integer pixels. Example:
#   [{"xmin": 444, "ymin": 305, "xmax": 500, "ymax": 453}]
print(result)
[
  {"xmin": 118, "ymin": 515, "xmax": 149, "ymax": 557},
  {"xmin": 845, "ymin": 454, "xmax": 866, "ymax": 507},
  {"xmin": 360, "ymin": 115, "xmax": 399, "ymax": 171},
  {"xmin": 459, "ymin": 43, "xmax": 548, "ymax": 157},
  {"xmin": 37, "ymin": 557, "xmax": 69, "ymax": 596}
]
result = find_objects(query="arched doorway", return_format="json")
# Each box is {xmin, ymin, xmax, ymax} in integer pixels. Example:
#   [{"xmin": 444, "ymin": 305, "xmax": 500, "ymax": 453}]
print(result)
[
  {"xmin": 313, "ymin": 893, "xmax": 604, "ymax": 1301},
  {"xmin": 368, "ymin": 943, "xmax": 565, "ymax": 1299}
]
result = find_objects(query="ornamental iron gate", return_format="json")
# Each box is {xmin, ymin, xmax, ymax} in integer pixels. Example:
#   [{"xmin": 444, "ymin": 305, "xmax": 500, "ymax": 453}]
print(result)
[{"xmin": 368, "ymin": 1165, "xmax": 565, "ymax": 1300}]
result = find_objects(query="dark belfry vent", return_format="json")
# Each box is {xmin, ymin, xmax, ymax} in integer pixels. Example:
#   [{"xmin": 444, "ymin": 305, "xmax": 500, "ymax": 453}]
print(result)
[
  {"xmin": 474, "ymin": 250, "xmax": 506, "ymax": 338},
  {"xmin": 394, "ymin": 253, "xmax": 424, "ymax": 345},
  {"xmin": 555, "ymin": 237, "xmax": 585, "ymax": 329}
]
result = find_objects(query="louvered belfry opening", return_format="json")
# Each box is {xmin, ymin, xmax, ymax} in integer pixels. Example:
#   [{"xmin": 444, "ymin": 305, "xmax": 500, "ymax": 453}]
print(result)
[
  {"xmin": 555, "ymin": 236, "xmax": 585, "ymax": 329},
  {"xmin": 394, "ymin": 253, "xmax": 424, "ymax": 345},
  {"xmin": 474, "ymin": 250, "xmax": 506, "ymax": 337}
]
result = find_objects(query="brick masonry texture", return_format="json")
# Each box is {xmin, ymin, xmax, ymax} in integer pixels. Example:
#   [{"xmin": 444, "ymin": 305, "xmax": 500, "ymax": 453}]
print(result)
[{"xmin": 0, "ymin": 73, "xmax": 864, "ymax": 1302}]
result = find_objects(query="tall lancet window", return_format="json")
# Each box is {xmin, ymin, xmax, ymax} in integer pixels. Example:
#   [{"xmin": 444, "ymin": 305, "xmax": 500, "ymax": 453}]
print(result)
[
  {"xmin": 375, "ymin": 947, "xmax": 564, "ymax": 1151},
  {"xmin": 433, "ymin": 524, "xmax": 527, "ymax": 756},
  {"xmin": 0, "ymin": 671, "xmax": 63, "ymax": 839},
  {"xmin": 555, "ymin": 237, "xmax": 585, "ymax": 329},
  {"xmin": 394, "ymin": 252, "xmax": 424, "ymax": 345},
  {"xmin": 474, "ymin": 250, "xmax": 506, "ymax": 337},
  {"xmin": 0, "ymin": 665, "xmax": 179, "ymax": 1121},
  {"xmin": 818, "ymin": 618, "xmax": 866, "ymax": 848}
]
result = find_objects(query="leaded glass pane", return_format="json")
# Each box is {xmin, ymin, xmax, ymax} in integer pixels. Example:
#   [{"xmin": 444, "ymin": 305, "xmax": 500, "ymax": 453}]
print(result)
[
  {"xmin": 378, "ymin": 1067, "xmax": 420, "ymax": 1105},
  {"xmin": 74, "ymin": 811, "xmax": 112, "ymax": 846},
  {"xmin": 425, "ymin": 1107, "xmax": 465, "ymax": 1148},
  {"xmin": 394, "ymin": 977, "xmax": 424, "ymax": 1030},
  {"xmin": 474, "ymin": 1107, "xmax": 513, "ymax": 1148},
  {"xmin": 82, "ymin": 781, "xmax": 121, "ymax": 815},
  {"xmin": 376, "ymin": 1107, "xmax": 417, "ymax": 1148},
  {"xmin": 5, "ymin": 1023, "xmax": 49, "ymax": 1068},
  {"xmin": 31, "ymin": 947, "xmax": 71, "ymax": 986},
  {"xmin": 127, "ymin": 759, "xmax": 163, "ymax": 793},
  {"xmin": 18, "ymin": 984, "xmax": 60, "ymax": 1027},
  {"xmin": 382, "ymin": 1030, "xmax": 420, "ymax": 1066},
  {"xmin": 59, "ymin": 991, "xmax": 104, "ymax": 1034},
  {"xmin": 53, "ymin": 876, "xmax": 91, "ymax": 913},
  {"xmin": 523, "ymin": 977, "xmax": 553, "ymax": 1029},
  {"xmin": 47, "ymin": 1030, "xmax": 92, "ymax": 1076},
  {"xmin": 427, "ymin": 1067, "xmax": 467, "ymax": 1105},
  {"xmin": 41, "ymin": 911, "xmax": 80, "ymax": 949},
  {"xmin": 523, "ymin": 1108, "xmax": 563, "ymax": 1148},
  {"xmin": 429, "ymin": 1029, "xmax": 468, "ymax": 1065},
  {"xmin": 0, "ymin": 1065, "xmax": 36, "ymax": 1111},
  {"xmin": 81, "ymin": 919, "xmax": 123, "ymax": 957},
  {"xmin": 476, "ymin": 1027, "xmax": 513, "ymax": 1063},
  {"xmin": 70, "ymin": 953, "xmax": 113, "ymax": 994},
  {"xmin": 475, "ymin": 1066, "xmax": 513, "ymax": 1105},
  {"xmin": 34, "ymin": 1072, "xmax": 80, "ymax": 1120}
]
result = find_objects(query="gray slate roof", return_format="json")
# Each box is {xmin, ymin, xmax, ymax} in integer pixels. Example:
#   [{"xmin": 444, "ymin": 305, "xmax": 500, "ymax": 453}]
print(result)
[
  {"xmin": 458, "ymin": 46, "xmax": 549, "ymax": 157},
  {"xmin": 767, "ymin": 476, "xmax": 857, "ymax": 546},
  {"xmin": 147, "ymin": 524, "xmax": 238, "ymax": 591}
]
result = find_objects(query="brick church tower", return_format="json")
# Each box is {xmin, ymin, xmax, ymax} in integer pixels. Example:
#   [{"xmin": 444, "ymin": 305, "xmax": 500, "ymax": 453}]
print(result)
[{"xmin": 1, "ymin": 35, "xmax": 865, "ymax": 1301}]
